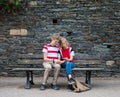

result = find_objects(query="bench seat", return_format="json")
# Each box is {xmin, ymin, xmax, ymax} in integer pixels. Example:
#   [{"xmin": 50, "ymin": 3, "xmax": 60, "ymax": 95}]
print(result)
[{"xmin": 13, "ymin": 67, "xmax": 104, "ymax": 71}]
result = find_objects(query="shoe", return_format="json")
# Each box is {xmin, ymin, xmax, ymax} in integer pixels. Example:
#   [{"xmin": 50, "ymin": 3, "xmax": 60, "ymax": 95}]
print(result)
[
  {"xmin": 68, "ymin": 78, "xmax": 75, "ymax": 84},
  {"xmin": 40, "ymin": 84, "xmax": 46, "ymax": 90},
  {"xmin": 67, "ymin": 84, "xmax": 74, "ymax": 91},
  {"xmin": 51, "ymin": 84, "xmax": 59, "ymax": 90}
]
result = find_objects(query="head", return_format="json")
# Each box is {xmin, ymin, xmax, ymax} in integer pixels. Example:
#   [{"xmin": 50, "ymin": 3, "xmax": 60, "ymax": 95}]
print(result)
[
  {"xmin": 59, "ymin": 37, "xmax": 70, "ymax": 49},
  {"xmin": 50, "ymin": 33, "xmax": 60, "ymax": 46}
]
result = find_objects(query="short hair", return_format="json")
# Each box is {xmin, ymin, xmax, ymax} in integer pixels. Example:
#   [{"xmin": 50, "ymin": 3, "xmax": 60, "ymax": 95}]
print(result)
[{"xmin": 51, "ymin": 33, "xmax": 60, "ymax": 40}]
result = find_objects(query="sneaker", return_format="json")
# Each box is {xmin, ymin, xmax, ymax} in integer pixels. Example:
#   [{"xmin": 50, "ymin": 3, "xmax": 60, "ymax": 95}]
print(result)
[
  {"xmin": 67, "ymin": 84, "xmax": 74, "ymax": 91},
  {"xmin": 51, "ymin": 84, "xmax": 59, "ymax": 90},
  {"xmin": 68, "ymin": 78, "xmax": 75, "ymax": 84},
  {"xmin": 40, "ymin": 84, "xmax": 46, "ymax": 90}
]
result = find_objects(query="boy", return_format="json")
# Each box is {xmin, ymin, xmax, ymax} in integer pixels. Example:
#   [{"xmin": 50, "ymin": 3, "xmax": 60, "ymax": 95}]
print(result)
[{"xmin": 40, "ymin": 34, "xmax": 64, "ymax": 90}]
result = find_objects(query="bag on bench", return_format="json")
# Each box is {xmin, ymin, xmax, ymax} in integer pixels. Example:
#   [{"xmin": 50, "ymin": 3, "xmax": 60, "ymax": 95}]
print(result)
[{"xmin": 69, "ymin": 79, "xmax": 91, "ymax": 93}]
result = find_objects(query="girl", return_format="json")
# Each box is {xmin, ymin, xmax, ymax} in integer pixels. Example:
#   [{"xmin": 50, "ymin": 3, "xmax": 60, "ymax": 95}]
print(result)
[{"xmin": 58, "ymin": 37, "xmax": 75, "ymax": 84}]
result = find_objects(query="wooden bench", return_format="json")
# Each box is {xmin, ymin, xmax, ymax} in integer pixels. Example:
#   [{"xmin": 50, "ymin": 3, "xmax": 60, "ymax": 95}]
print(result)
[{"xmin": 12, "ymin": 53, "xmax": 104, "ymax": 89}]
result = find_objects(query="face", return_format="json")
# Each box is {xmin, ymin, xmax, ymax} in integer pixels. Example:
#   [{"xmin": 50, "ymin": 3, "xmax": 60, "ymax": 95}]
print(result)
[
  {"xmin": 61, "ymin": 41, "xmax": 68, "ymax": 48},
  {"xmin": 52, "ymin": 39, "xmax": 59, "ymax": 46}
]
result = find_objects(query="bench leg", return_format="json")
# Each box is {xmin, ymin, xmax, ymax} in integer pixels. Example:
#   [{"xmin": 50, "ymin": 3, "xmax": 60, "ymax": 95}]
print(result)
[
  {"xmin": 25, "ymin": 71, "xmax": 31, "ymax": 89},
  {"xmin": 85, "ymin": 71, "xmax": 91, "ymax": 86},
  {"xmin": 30, "ymin": 71, "xmax": 35, "ymax": 85}
]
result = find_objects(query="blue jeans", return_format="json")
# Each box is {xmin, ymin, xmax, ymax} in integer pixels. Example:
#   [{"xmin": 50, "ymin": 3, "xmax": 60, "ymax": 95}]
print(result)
[{"xmin": 61, "ymin": 61, "xmax": 75, "ymax": 75}]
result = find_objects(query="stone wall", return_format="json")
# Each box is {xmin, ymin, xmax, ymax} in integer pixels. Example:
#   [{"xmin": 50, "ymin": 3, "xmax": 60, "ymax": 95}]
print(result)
[{"xmin": 0, "ymin": 0, "xmax": 120, "ymax": 77}]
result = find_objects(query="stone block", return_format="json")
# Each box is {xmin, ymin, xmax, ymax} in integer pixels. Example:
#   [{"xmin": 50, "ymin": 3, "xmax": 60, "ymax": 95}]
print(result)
[
  {"xmin": 29, "ymin": 1, "xmax": 38, "ymax": 7},
  {"xmin": 63, "ymin": 0, "xmax": 71, "ymax": 2},
  {"xmin": 116, "ymin": 60, "xmax": 120, "ymax": 65},
  {"xmin": 106, "ymin": 60, "xmax": 115, "ymax": 65},
  {"xmin": 10, "ymin": 29, "xmax": 27, "ymax": 36},
  {"xmin": 64, "ymin": 13, "xmax": 77, "ymax": 17},
  {"xmin": 0, "ymin": 37, "xmax": 4, "ymax": 43}
]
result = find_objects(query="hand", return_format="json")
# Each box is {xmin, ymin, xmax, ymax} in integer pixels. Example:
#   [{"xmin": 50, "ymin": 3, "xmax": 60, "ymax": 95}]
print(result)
[
  {"xmin": 60, "ymin": 60, "xmax": 65, "ymax": 64},
  {"xmin": 54, "ymin": 59, "xmax": 65, "ymax": 64},
  {"xmin": 54, "ymin": 59, "xmax": 61, "ymax": 64}
]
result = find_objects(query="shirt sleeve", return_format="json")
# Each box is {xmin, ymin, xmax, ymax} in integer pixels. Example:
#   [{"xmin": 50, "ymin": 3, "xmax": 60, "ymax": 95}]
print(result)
[
  {"xmin": 42, "ymin": 45, "xmax": 48, "ymax": 53},
  {"xmin": 57, "ymin": 50, "xmax": 61, "ymax": 59},
  {"xmin": 70, "ymin": 47, "xmax": 75, "ymax": 56}
]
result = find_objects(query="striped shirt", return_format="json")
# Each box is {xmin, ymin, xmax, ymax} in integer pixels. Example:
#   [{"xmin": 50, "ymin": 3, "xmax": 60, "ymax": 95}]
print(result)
[{"xmin": 42, "ymin": 43, "xmax": 59, "ymax": 59}]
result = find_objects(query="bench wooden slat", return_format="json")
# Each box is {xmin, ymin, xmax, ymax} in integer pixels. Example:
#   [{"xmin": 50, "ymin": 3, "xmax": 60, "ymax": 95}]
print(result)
[
  {"xmin": 12, "ymin": 68, "xmax": 44, "ymax": 71},
  {"xmin": 17, "ymin": 59, "xmax": 42, "ymax": 64},
  {"xmin": 74, "ymin": 54, "xmax": 101, "ymax": 60},
  {"xmin": 18, "ymin": 54, "xmax": 42, "ymax": 59},
  {"xmin": 75, "ymin": 60, "xmax": 101, "ymax": 64},
  {"xmin": 72, "ymin": 68, "xmax": 104, "ymax": 71},
  {"xmin": 12, "ymin": 67, "xmax": 104, "ymax": 71}
]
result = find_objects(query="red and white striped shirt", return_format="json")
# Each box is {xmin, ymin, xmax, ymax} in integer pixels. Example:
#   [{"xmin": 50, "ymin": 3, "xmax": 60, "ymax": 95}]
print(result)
[{"xmin": 42, "ymin": 43, "xmax": 59, "ymax": 59}]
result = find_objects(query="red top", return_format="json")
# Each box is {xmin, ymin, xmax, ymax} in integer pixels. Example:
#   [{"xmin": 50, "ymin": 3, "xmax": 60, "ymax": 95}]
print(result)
[{"xmin": 61, "ymin": 47, "xmax": 70, "ymax": 59}]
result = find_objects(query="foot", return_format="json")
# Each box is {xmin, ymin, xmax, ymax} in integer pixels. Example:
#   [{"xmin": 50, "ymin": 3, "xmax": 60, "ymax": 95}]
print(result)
[
  {"xmin": 67, "ymin": 84, "xmax": 74, "ymax": 91},
  {"xmin": 68, "ymin": 78, "xmax": 75, "ymax": 84},
  {"xmin": 51, "ymin": 84, "xmax": 59, "ymax": 90},
  {"xmin": 40, "ymin": 84, "xmax": 46, "ymax": 90}
]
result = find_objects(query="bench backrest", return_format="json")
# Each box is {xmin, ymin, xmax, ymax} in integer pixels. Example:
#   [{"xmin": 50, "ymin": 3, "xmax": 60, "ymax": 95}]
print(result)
[
  {"xmin": 74, "ymin": 54, "xmax": 101, "ymax": 66},
  {"xmin": 18, "ymin": 54, "xmax": 43, "ymax": 65},
  {"xmin": 17, "ymin": 53, "xmax": 102, "ymax": 68},
  {"xmin": 74, "ymin": 54, "xmax": 101, "ymax": 68}
]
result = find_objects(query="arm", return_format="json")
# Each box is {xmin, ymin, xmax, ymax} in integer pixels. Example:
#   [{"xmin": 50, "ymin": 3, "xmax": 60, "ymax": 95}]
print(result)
[
  {"xmin": 43, "ymin": 52, "xmax": 65, "ymax": 64},
  {"xmin": 43, "ymin": 52, "xmax": 53, "ymax": 62},
  {"xmin": 62, "ymin": 55, "xmax": 73, "ymax": 61}
]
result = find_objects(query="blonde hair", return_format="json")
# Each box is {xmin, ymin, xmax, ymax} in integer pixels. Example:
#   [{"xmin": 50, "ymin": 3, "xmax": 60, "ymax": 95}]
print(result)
[
  {"xmin": 51, "ymin": 33, "xmax": 60, "ymax": 40},
  {"xmin": 59, "ymin": 37, "xmax": 70, "ymax": 48}
]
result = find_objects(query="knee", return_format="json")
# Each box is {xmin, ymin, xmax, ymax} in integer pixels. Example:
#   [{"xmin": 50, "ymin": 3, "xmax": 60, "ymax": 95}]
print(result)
[
  {"xmin": 66, "ymin": 62, "xmax": 74, "ymax": 67},
  {"xmin": 65, "ymin": 62, "xmax": 71, "ymax": 67},
  {"xmin": 45, "ymin": 67, "xmax": 52, "ymax": 72},
  {"xmin": 54, "ymin": 64, "xmax": 60, "ymax": 70},
  {"xmin": 65, "ymin": 61, "xmax": 72, "ymax": 67}
]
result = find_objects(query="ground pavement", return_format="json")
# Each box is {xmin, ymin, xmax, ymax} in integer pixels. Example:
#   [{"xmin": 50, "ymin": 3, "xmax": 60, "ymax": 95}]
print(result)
[{"xmin": 0, "ymin": 77, "xmax": 120, "ymax": 97}]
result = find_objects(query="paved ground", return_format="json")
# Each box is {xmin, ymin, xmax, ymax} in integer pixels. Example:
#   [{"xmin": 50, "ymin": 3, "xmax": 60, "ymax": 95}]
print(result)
[{"xmin": 0, "ymin": 77, "xmax": 120, "ymax": 97}]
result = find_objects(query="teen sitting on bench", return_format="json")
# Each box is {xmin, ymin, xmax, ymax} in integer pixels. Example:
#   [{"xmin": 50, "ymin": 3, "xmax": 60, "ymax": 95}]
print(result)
[{"xmin": 58, "ymin": 37, "xmax": 75, "ymax": 84}]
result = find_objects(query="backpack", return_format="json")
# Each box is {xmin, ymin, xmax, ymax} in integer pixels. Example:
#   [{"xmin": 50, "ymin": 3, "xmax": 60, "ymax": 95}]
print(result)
[{"xmin": 68, "ymin": 79, "xmax": 91, "ymax": 93}]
